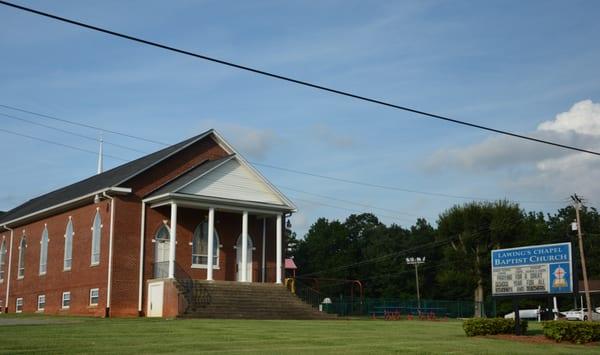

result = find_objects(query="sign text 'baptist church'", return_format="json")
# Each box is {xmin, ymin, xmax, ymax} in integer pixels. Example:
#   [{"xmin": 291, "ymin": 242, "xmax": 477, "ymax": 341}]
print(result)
[{"xmin": 491, "ymin": 242, "xmax": 573, "ymax": 296}]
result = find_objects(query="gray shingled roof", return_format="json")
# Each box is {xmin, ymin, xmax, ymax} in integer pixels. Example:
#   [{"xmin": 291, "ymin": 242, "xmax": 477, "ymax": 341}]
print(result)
[
  {"xmin": 0, "ymin": 130, "xmax": 213, "ymax": 226},
  {"xmin": 147, "ymin": 154, "xmax": 235, "ymax": 198}
]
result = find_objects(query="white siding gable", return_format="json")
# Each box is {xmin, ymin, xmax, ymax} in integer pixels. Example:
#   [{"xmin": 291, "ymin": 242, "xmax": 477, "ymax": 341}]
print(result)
[{"xmin": 179, "ymin": 159, "xmax": 284, "ymax": 205}]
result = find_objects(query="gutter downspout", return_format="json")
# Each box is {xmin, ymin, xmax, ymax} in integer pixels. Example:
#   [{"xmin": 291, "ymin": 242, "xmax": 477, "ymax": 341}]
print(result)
[
  {"xmin": 137, "ymin": 202, "xmax": 146, "ymax": 316},
  {"xmin": 3, "ymin": 226, "xmax": 13, "ymax": 313},
  {"xmin": 261, "ymin": 218, "xmax": 266, "ymax": 283},
  {"xmin": 102, "ymin": 192, "xmax": 116, "ymax": 317}
]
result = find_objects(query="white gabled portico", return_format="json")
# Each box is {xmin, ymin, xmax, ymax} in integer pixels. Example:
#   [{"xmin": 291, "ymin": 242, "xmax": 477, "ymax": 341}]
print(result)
[{"xmin": 142, "ymin": 148, "xmax": 295, "ymax": 285}]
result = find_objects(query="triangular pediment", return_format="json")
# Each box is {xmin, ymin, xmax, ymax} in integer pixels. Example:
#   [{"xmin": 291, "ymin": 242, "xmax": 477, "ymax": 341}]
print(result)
[{"xmin": 178, "ymin": 158, "xmax": 286, "ymax": 206}]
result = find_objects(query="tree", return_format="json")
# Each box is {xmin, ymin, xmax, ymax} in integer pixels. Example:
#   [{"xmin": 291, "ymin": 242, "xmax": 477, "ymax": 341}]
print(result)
[{"xmin": 436, "ymin": 201, "xmax": 525, "ymax": 317}]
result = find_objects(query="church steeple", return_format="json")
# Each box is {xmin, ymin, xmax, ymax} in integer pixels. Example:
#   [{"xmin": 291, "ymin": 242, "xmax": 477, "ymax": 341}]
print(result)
[{"xmin": 97, "ymin": 133, "xmax": 104, "ymax": 175}]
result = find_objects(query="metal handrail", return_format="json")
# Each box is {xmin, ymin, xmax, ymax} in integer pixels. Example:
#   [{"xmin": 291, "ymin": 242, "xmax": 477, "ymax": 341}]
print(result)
[{"xmin": 292, "ymin": 279, "xmax": 324, "ymax": 309}]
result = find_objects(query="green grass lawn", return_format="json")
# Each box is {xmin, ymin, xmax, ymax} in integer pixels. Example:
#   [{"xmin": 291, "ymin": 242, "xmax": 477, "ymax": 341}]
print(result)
[{"xmin": 0, "ymin": 315, "xmax": 598, "ymax": 354}]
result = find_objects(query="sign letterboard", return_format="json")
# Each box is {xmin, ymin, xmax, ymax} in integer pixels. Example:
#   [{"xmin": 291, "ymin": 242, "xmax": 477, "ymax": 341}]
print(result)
[{"xmin": 491, "ymin": 242, "xmax": 572, "ymax": 296}]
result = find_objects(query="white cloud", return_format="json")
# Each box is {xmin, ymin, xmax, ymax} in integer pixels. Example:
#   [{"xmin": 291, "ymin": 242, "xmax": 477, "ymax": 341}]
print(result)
[
  {"xmin": 538, "ymin": 100, "xmax": 600, "ymax": 136},
  {"xmin": 426, "ymin": 100, "xmax": 600, "ymax": 170},
  {"xmin": 424, "ymin": 100, "xmax": 600, "ymax": 199}
]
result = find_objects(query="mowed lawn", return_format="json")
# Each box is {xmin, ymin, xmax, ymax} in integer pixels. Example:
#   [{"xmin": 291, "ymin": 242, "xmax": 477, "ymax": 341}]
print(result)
[{"xmin": 0, "ymin": 315, "xmax": 598, "ymax": 354}]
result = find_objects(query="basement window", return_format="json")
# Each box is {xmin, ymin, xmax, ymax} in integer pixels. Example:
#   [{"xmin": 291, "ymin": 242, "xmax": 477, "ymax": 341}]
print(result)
[
  {"xmin": 37, "ymin": 295, "xmax": 45, "ymax": 311},
  {"xmin": 62, "ymin": 291, "xmax": 71, "ymax": 309},
  {"xmin": 89, "ymin": 288, "xmax": 99, "ymax": 306},
  {"xmin": 16, "ymin": 298, "xmax": 23, "ymax": 313}
]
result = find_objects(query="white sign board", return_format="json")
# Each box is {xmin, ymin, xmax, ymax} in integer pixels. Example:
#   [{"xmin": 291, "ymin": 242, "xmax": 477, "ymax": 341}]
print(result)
[{"xmin": 491, "ymin": 242, "xmax": 573, "ymax": 296}]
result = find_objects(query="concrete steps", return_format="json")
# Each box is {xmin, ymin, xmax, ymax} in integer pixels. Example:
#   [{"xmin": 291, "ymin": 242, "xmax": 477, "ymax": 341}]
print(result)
[{"xmin": 176, "ymin": 280, "xmax": 335, "ymax": 320}]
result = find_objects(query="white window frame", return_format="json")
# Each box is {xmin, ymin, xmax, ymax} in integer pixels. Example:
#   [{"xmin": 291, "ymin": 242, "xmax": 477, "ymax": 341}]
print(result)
[
  {"xmin": 191, "ymin": 222, "xmax": 220, "ymax": 268},
  {"xmin": 16, "ymin": 297, "xmax": 23, "ymax": 313},
  {"xmin": 62, "ymin": 291, "xmax": 71, "ymax": 309},
  {"xmin": 17, "ymin": 237, "xmax": 26, "ymax": 279},
  {"xmin": 64, "ymin": 218, "xmax": 74, "ymax": 271},
  {"xmin": 37, "ymin": 295, "xmax": 46, "ymax": 311},
  {"xmin": 89, "ymin": 288, "xmax": 99, "ymax": 306},
  {"xmin": 39, "ymin": 226, "xmax": 49, "ymax": 276},
  {"xmin": 0, "ymin": 239, "xmax": 6, "ymax": 282},
  {"xmin": 90, "ymin": 210, "xmax": 102, "ymax": 266}
]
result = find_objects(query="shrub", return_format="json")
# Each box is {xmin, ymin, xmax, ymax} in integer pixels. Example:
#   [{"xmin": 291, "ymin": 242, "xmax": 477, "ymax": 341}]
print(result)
[
  {"xmin": 542, "ymin": 321, "xmax": 600, "ymax": 344},
  {"xmin": 463, "ymin": 318, "xmax": 528, "ymax": 336}
]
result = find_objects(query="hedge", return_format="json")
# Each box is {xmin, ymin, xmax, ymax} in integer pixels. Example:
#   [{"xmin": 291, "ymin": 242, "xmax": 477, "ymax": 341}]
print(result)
[
  {"xmin": 463, "ymin": 318, "xmax": 528, "ymax": 336},
  {"xmin": 542, "ymin": 321, "xmax": 600, "ymax": 344}
]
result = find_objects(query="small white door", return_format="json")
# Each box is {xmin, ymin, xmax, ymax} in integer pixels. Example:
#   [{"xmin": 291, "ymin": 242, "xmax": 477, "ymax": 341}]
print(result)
[
  {"xmin": 147, "ymin": 282, "xmax": 164, "ymax": 317},
  {"xmin": 236, "ymin": 235, "xmax": 253, "ymax": 282}
]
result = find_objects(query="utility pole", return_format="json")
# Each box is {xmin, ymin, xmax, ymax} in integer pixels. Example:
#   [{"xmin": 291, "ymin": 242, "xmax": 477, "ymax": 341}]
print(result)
[
  {"xmin": 571, "ymin": 194, "xmax": 593, "ymax": 322},
  {"xmin": 406, "ymin": 257, "xmax": 426, "ymax": 311}
]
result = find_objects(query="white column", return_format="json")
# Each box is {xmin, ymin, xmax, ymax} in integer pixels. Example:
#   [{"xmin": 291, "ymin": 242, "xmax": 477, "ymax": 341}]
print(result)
[
  {"xmin": 261, "ymin": 218, "xmax": 266, "ymax": 283},
  {"xmin": 241, "ymin": 211, "xmax": 248, "ymax": 282},
  {"xmin": 168, "ymin": 203, "xmax": 177, "ymax": 279},
  {"xmin": 206, "ymin": 207, "xmax": 215, "ymax": 281},
  {"xmin": 276, "ymin": 214, "xmax": 282, "ymax": 284}
]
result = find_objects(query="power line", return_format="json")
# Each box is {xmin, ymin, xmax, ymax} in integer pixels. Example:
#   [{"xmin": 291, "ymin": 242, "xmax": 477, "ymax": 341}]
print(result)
[
  {"xmin": 0, "ymin": 103, "xmax": 168, "ymax": 146},
  {"xmin": 1, "ymin": 0, "xmax": 599, "ymax": 157},
  {"xmin": 0, "ymin": 127, "xmax": 127, "ymax": 161},
  {"xmin": 297, "ymin": 216, "xmax": 521, "ymax": 278},
  {"xmin": 0, "ymin": 111, "xmax": 148, "ymax": 154},
  {"xmin": 270, "ymin": 184, "xmax": 418, "ymax": 217},
  {"xmin": 253, "ymin": 162, "xmax": 562, "ymax": 205},
  {"xmin": 0, "ymin": 103, "xmax": 565, "ymax": 205},
  {"xmin": 0, "ymin": 126, "xmax": 416, "ymax": 224}
]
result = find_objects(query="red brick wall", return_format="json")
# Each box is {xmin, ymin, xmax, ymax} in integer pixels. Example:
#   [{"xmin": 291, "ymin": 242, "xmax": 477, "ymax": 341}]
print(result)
[
  {"xmin": 109, "ymin": 195, "xmax": 143, "ymax": 317},
  {"xmin": 0, "ymin": 134, "xmax": 287, "ymax": 317},
  {"xmin": 126, "ymin": 136, "xmax": 229, "ymax": 198},
  {"xmin": 0, "ymin": 201, "xmax": 110, "ymax": 316}
]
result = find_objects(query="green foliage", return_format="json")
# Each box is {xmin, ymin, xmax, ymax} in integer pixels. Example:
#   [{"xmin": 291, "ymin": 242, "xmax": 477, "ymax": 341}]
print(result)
[
  {"xmin": 542, "ymin": 321, "xmax": 600, "ymax": 344},
  {"xmin": 292, "ymin": 204, "xmax": 600, "ymax": 313},
  {"xmin": 462, "ymin": 318, "xmax": 528, "ymax": 336}
]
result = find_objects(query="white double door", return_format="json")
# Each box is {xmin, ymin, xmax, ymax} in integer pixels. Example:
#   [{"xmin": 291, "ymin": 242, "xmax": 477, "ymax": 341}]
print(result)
[{"xmin": 236, "ymin": 235, "xmax": 253, "ymax": 282}]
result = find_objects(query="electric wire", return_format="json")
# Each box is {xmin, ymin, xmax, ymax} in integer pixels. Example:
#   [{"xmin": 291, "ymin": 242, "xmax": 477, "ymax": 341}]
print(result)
[
  {"xmin": 0, "ymin": 127, "xmax": 127, "ymax": 161},
  {"xmin": 0, "ymin": 127, "xmax": 415, "ymax": 225},
  {"xmin": 0, "ymin": 103, "xmax": 167, "ymax": 146},
  {"xmin": 0, "ymin": 103, "xmax": 564, "ymax": 205},
  {"xmin": 297, "ymin": 219, "xmax": 517, "ymax": 278},
  {"xmin": 1, "ymin": 0, "xmax": 599, "ymax": 157},
  {"xmin": 0, "ymin": 111, "xmax": 147, "ymax": 154}
]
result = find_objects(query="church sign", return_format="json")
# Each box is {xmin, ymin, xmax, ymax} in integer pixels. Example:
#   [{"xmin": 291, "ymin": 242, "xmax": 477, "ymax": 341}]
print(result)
[{"xmin": 491, "ymin": 242, "xmax": 573, "ymax": 296}]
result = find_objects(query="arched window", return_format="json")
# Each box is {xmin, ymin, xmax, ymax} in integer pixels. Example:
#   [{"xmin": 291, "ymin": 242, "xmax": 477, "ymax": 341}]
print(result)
[
  {"xmin": 154, "ymin": 224, "xmax": 170, "ymax": 278},
  {"xmin": 155, "ymin": 225, "xmax": 170, "ymax": 241},
  {"xmin": 17, "ymin": 237, "xmax": 26, "ymax": 279},
  {"xmin": 0, "ymin": 239, "xmax": 6, "ymax": 281},
  {"xmin": 192, "ymin": 222, "xmax": 219, "ymax": 267},
  {"xmin": 64, "ymin": 218, "xmax": 74, "ymax": 271},
  {"xmin": 39, "ymin": 226, "xmax": 49, "ymax": 275},
  {"xmin": 91, "ymin": 210, "xmax": 102, "ymax": 265}
]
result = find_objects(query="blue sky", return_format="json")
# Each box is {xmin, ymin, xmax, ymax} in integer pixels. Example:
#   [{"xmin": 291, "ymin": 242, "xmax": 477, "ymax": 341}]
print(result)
[{"xmin": 1, "ymin": 0, "xmax": 600, "ymax": 236}]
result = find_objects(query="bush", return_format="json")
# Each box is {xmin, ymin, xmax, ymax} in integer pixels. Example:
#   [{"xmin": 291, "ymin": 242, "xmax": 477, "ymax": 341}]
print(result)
[
  {"xmin": 463, "ymin": 318, "xmax": 528, "ymax": 336},
  {"xmin": 542, "ymin": 321, "xmax": 600, "ymax": 344}
]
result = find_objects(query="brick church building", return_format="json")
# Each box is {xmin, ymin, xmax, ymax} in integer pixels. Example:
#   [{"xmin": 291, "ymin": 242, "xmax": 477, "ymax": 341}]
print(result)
[{"xmin": 0, "ymin": 130, "xmax": 317, "ymax": 318}]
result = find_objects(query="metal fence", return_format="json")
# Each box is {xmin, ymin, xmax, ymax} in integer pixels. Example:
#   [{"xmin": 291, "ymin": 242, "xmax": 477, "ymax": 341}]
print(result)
[{"xmin": 321, "ymin": 297, "xmax": 496, "ymax": 318}]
